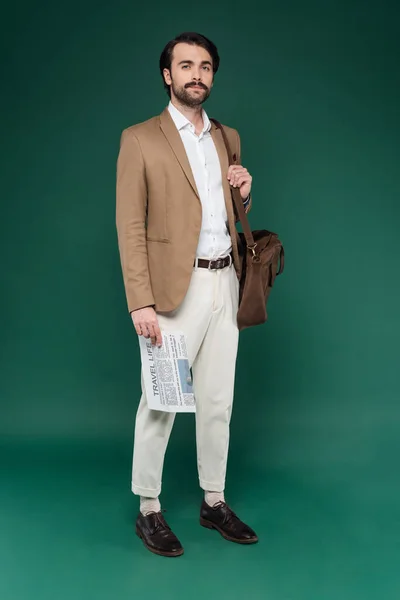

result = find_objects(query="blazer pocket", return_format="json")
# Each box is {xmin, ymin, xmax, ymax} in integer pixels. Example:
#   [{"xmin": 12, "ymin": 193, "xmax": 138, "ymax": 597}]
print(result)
[{"xmin": 146, "ymin": 236, "xmax": 170, "ymax": 244}]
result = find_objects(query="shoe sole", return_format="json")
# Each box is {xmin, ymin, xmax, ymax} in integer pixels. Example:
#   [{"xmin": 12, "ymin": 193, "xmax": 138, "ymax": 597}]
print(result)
[
  {"xmin": 199, "ymin": 517, "xmax": 259, "ymax": 544},
  {"xmin": 135, "ymin": 527, "xmax": 184, "ymax": 557}
]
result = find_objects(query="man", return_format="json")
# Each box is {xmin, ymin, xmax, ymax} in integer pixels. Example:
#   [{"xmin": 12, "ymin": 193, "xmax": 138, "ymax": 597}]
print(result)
[{"xmin": 116, "ymin": 32, "xmax": 258, "ymax": 557}]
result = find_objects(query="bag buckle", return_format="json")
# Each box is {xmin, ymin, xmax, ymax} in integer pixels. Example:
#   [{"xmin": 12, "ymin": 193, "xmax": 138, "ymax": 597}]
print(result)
[{"xmin": 247, "ymin": 243, "xmax": 257, "ymax": 258}]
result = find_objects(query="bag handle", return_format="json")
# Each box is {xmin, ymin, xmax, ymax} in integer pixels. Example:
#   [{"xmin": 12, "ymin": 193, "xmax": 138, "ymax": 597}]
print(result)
[{"xmin": 210, "ymin": 118, "xmax": 258, "ymax": 257}]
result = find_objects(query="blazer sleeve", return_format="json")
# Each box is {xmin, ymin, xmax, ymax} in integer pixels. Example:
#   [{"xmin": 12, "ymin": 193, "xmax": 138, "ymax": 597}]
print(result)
[{"xmin": 116, "ymin": 129, "xmax": 155, "ymax": 313}]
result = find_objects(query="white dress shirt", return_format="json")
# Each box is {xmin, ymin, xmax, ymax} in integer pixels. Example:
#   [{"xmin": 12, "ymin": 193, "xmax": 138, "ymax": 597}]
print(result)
[{"xmin": 168, "ymin": 101, "xmax": 232, "ymax": 259}]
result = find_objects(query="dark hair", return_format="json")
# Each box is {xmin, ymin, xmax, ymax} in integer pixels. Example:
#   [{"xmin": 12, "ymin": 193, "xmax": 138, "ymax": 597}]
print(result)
[{"xmin": 159, "ymin": 32, "xmax": 220, "ymax": 97}]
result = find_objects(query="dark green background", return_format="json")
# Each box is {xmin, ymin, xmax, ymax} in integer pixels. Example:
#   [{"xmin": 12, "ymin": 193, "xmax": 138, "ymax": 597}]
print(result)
[{"xmin": 1, "ymin": 0, "xmax": 399, "ymax": 598}]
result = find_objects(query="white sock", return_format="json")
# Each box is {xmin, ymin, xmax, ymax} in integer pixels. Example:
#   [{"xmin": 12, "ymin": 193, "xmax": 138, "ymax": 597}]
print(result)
[
  {"xmin": 205, "ymin": 491, "xmax": 225, "ymax": 507},
  {"xmin": 140, "ymin": 496, "xmax": 161, "ymax": 516}
]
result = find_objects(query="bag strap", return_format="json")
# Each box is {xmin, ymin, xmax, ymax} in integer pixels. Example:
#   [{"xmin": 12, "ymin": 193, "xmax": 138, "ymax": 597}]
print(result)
[{"xmin": 210, "ymin": 118, "xmax": 258, "ymax": 257}]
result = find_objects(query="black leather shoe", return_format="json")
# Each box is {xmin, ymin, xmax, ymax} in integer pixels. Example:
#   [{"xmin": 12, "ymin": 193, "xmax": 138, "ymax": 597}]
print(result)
[
  {"xmin": 200, "ymin": 500, "xmax": 258, "ymax": 544},
  {"xmin": 135, "ymin": 511, "xmax": 184, "ymax": 557}
]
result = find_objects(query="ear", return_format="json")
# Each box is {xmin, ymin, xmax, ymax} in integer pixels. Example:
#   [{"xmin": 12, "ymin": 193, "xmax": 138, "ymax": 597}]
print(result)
[{"xmin": 163, "ymin": 68, "xmax": 172, "ymax": 85}]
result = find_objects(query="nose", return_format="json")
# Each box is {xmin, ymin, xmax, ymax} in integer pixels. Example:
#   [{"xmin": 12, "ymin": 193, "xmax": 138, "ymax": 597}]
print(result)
[{"xmin": 192, "ymin": 68, "xmax": 202, "ymax": 81}]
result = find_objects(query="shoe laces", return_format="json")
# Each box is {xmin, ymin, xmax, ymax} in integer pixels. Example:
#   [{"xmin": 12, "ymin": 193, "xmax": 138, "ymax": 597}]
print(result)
[
  {"xmin": 212, "ymin": 501, "xmax": 238, "ymax": 524},
  {"xmin": 146, "ymin": 509, "xmax": 170, "ymax": 532}
]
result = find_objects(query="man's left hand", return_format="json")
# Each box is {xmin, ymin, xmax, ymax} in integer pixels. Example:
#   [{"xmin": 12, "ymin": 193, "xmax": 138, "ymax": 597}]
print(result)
[{"xmin": 227, "ymin": 165, "xmax": 252, "ymax": 200}]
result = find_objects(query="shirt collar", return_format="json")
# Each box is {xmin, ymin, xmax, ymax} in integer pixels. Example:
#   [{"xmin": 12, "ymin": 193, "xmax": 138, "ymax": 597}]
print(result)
[{"xmin": 168, "ymin": 101, "xmax": 211, "ymax": 134}]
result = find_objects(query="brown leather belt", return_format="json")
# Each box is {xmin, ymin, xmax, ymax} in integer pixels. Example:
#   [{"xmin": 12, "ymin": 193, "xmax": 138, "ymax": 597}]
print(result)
[{"xmin": 194, "ymin": 254, "xmax": 232, "ymax": 270}]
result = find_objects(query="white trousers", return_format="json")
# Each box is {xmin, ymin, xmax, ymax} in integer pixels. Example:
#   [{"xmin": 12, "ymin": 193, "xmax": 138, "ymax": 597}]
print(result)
[{"xmin": 131, "ymin": 261, "xmax": 240, "ymax": 497}]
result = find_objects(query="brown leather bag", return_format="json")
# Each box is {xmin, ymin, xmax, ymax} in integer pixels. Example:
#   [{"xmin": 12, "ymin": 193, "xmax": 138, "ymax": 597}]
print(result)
[{"xmin": 211, "ymin": 119, "xmax": 285, "ymax": 331}]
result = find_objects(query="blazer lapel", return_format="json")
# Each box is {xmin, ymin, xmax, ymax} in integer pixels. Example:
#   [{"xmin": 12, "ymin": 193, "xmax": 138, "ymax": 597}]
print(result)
[
  {"xmin": 159, "ymin": 108, "xmax": 200, "ymax": 199},
  {"xmin": 210, "ymin": 122, "xmax": 237, "ymax": 228},
  {"xmin": 210, "ymin": 123, "xmax": 231, "ymax": 207},
  {"xmin": 210, "ymin": 121, "xmax": 241, "ymax": 273}
]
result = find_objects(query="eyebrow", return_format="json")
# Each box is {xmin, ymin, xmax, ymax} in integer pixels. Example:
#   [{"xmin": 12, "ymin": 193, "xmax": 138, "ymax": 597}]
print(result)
[{"xmin": 177, "ymin": 60, "xmax": 212, "ymax": 66}]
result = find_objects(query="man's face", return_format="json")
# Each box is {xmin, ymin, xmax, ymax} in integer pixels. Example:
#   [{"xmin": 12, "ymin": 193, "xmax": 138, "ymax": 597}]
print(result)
[{"xmin": 163, "ymin": 43, "xmax": 214, "ymax": 107}]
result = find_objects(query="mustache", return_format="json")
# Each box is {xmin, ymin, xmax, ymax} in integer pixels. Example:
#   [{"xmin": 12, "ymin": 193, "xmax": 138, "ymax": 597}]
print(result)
[{"xmin": 185, "ymin": 82, "xmax": 208, "ymax": 90}]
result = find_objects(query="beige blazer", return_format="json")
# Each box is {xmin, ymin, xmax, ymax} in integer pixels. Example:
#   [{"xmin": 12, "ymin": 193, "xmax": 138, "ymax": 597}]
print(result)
[{"xmin": 116, "ymin": 107, "xmax": 252, "ymax": 313}]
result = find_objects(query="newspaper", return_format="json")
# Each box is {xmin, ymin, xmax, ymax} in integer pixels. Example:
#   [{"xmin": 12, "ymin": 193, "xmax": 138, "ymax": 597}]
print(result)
[{"xmin": 139, "ymin": 330, "xmax": 195, "ymax": 413}]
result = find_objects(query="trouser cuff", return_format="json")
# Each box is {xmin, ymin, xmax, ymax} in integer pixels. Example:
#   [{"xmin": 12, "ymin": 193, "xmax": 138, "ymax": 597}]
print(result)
[
  {"xmin": 131, "ymin": 482, "xmax": 161, "ymax": 497},
  {"xmin": 199, "ymin": 478, "xmax": 225, "ymax": 493}
]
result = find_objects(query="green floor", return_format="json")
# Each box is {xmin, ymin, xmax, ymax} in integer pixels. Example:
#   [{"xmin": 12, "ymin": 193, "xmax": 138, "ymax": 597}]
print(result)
[
  {"xmin": 2, "ymin": 0, "xmax": 399, "ymax": 597},
  {"xmin": 1, "ymin": 436, "xmax": 398, "ymax": 600}
]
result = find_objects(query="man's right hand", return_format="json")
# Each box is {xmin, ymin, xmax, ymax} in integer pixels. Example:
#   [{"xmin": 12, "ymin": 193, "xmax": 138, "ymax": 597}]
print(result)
[{"xmin": 131, "ymin": 306, "xmax": 162, "ymax": 347}]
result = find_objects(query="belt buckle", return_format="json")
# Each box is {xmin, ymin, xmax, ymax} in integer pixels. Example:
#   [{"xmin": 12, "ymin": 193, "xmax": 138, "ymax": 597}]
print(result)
[
  {"xmin": 209, "ymin": 257, "xmax": 227, "ymax": 270},
  {"xmin": 208, "ymin": 258, "xmax": 219, "ymax": 270}
]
